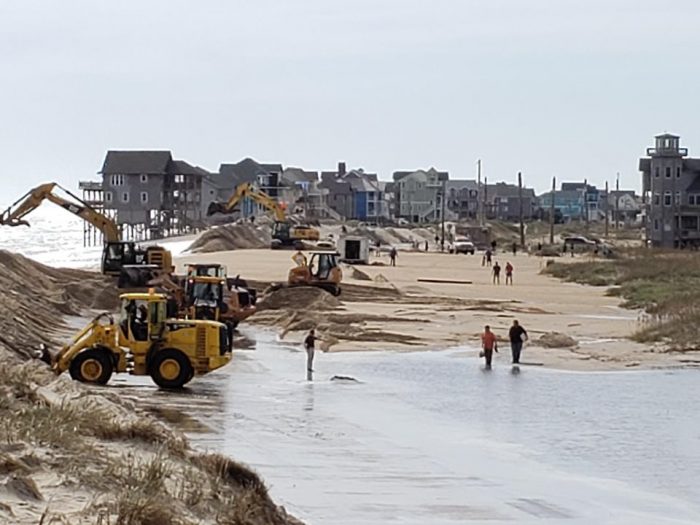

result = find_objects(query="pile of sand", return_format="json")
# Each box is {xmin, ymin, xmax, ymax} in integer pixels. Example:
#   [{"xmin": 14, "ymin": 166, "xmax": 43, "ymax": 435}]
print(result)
[
  {"xmin": 0, "ymin": 251, "xmax": 118, "ymax": 359},
  {"xmin": 256, "ymin": 286, "xmax": 341, "ymax": 312},
  {"xmin": 0, "ymin": 351, "xmax": 301, "ymax": 525},
  {"xmin": 188, "ymin": 222, "xmax": 271, "ymax": 253},
  {"xmin": 537, "ymin": 331, "xmax": 578, "ymax": 348},
  {"xmin": 349, "ymin": 267, "xmax": 372, "ymax": 281}
]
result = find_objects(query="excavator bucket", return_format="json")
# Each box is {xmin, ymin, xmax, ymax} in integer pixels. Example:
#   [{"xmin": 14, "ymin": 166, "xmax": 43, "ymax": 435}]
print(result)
[{"xmin": 207, "ymin": 201, "xmax": 237, "ymax": 216}]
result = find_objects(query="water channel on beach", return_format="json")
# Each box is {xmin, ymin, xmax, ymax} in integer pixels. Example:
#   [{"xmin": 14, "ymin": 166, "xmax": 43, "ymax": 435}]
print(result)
[{"xmin": 113, "ymin": 328, "xmax": 700, "ymax": 524}]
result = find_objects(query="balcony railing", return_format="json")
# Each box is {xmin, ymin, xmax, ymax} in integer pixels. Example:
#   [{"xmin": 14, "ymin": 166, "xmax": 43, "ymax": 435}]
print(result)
[{"xmin": 646, "ymin": 147, "xmax": 688, "ymax": 156}]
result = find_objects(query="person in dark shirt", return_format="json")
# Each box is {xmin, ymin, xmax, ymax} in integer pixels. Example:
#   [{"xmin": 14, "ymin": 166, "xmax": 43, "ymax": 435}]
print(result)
[
  {"xmin": 304, "ymin": 329, "xmax": 326, "ymax": 380},
  {"xmin": 492, "ymin": 262, "xmax": 501, "ymax": 284},
  {"xmin": 508, "ymin": 320, "xmax": 528, "ymax": 364}
]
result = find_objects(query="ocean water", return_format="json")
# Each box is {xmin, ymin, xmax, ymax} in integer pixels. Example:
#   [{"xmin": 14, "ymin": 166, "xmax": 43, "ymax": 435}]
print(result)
[
  {"xmin": 110, "ymin": 333, "xmax": 700, "ymax": 525},
  {"xmin": 0, "ymin": 205, "xmax": 192, "ymax": 269}
]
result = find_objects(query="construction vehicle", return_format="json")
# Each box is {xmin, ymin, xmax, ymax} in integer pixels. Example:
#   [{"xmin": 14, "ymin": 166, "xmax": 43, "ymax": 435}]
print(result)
[
  {"xmin": 183, "ymin": 263, "xmax": 257, "ymax": 333},
  {"xmin": 207, "ymin": 182, "xmax": 320, "ymax": 249},
  {"xmin": 43, "ymin": 290, "xmax": 231, "ymax": 389},
  {"xmin": 0, "ymin": 182, "xmax": 172, "ymax": 280},
  {"xmin": 286, "ymin": 250, "xmax": 343, "ymax": 296},
  {"xmin": 124, "ymin": 263, "xmax": 257, "ymax": 339}
]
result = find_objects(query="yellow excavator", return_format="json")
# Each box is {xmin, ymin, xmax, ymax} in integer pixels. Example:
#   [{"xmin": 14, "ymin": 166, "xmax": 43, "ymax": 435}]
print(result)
[
  {"xmin": 0, "ymin": 183, "xmax": 172, "ymax": 280},
  {"xmin": 41, "ymin": 290, "xmax": 231, "ymax": 388},
  {"xmin": 207, "ymin": 182, "xmax": 319, "ymax": 249}
]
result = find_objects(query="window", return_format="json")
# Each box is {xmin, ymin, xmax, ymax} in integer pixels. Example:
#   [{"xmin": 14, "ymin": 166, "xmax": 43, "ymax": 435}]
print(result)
[
  {"xmin": 140, "ymin": 174, "xmax": 148, "ymax": 183},
  {"xmin": 664, "ymin": 192, "xmax": 671, "ymax": 206},
  {"xmin": 675, "ymin": 192, "xmax": 681, "ymax": 205},
  {"xmin": 655, "ymin": 167, "xmax": 660, "ymax": 178},
  {"xmin": 105, "ymin": 191, "xmax": 113, "ymax": 203},
  {"xmin": 676, "ymin": 167, "xmax": 681, "ymax": 178},
  {"xmin": 121, "ymin": 192, "xmax": 129, "ymax": 203},
  {"xmin": 666, "ymin": 167, "xmax": 671, "ymax": 178},
  {"xmin": 110, "ymin": 174, "xmax": 124, "ymax": 186},
  {"xmin": 654, "ymin": 219, "xmax": 659, "ymax": 231},
  {"xmin": 689, "ymin": 195, "xmax": 695, "ymax": 206},
  {"xmin": 654, "ymin": 193, "xmax": 660, "ymax": 206},
  {"xmin": 140, "ymin": 192, "xmax": 148, "ymax": 204}
]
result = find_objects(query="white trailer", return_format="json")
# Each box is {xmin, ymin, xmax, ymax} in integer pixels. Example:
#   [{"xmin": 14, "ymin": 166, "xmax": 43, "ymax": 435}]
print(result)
[{"xmin": 338, "ymin": 235, "xmax": 370, "ymax": 264}]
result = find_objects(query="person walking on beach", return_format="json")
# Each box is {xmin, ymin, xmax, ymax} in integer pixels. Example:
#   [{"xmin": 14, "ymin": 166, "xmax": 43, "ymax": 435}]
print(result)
[
  {"xmin": 492, "ymin": 261, "xmax": 501, "ymax": 284},
  {"xmin": 389, "ymin": 247, "xmax": 398, "ymax": 267},
  {"xmin": 484, "ymin": 249, "xmax": 492, "ymax": 267},
  {"xmin": 304, "ymin": 329, "xmax": 325, "ymax": 381},
  {"xmin": 512, "ymin": 242, "xmax": 517, "ymax": 256},
  {"xmin": 505, "ymin": 261, "xmax": 514, "ymax": 285},
  {"xmin": 480, "ymin": 325, "xmax": 498, "ymax": 368},
  {"xmin": 508, "ymin": 320, "xmax": 528, "ymax": 364}
]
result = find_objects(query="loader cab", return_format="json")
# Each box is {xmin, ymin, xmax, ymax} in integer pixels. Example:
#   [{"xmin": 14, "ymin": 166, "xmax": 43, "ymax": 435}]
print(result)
[
  {"xmin": 308, "ymin": 251, "xmax": 339, "ymax": 280},
  {"xmin": 185, "ymin": 263, "xmax": 227, "ymax": 279},
  {"xmin": 184, "ymin": 277, "xmax": 226, "ymax": 321},
  {"xmin": 119, "ymin": 293, "xmax": 167, "ymax": 343}
]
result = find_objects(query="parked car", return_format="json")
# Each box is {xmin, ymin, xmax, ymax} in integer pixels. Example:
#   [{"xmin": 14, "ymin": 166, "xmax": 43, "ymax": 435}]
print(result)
[
  {"xmin": 450, "ymin": 237, "xmax": 476, "ymax": 254},
  {"xmin": 563, "ymin": 235, "xmax": 596, "ymax": 246}
]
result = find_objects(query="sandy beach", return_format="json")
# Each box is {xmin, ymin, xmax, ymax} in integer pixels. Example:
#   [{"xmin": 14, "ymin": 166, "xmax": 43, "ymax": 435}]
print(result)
[{"xmin": 177, "ymin": 247, "xmax": 694, "ymax": 371}]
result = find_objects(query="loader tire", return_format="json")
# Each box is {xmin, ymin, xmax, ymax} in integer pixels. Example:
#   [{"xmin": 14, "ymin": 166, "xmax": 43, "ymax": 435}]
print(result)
[
  {"xmin": 149, "ymin": 349, "xmax": 193, "ymax": 389},
  {"xmin": 69, "ymin": 348, "xmax": 113, "ymax": 385}
]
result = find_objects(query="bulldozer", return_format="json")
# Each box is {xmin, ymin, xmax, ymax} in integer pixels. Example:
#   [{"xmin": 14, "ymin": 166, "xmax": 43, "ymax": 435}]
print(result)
[
  {"xmin": 44, "ymin": 290, "xmax": 231, "ymax": 389},
  {"xmin": 0, "ymin": 183, "xmax": 173, "ymax": 285},
  {"xmin": 286, "ymin": 251, "xmax": 343, "ymax": 296},
  {"xmin": 207, "ymin": 182, "xmax": 320, "ymax": 249}
]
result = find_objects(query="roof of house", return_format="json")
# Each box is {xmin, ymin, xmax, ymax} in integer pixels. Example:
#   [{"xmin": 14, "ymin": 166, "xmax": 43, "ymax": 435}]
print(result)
[
  {"xmin": 656, "ymin": 133, "xmax": 680, "ymax": 139},
  {"xmin": 685, "ymin": 176, "xmax": 700, "ymax": 193},
  {"xmin": 101, "ymin": 150, "xmax": 172, "ymax": 174},
  {"xmin": 392, "ymin": 168, "xmax": 449, "ymax": 182},
  {"xmin": 445, "ymin": 180, "xmax": 478, "ymax": 191},
  {"xmin": 486, "ymin": 182, "xmax": 535, "ymax": 199},
  {"xmin": 283, "ymin": 167, "xmax": 319, "ymax": 184},
  {"xmin": 218, "ymin": 158, "xmax": 283, "ymax": 185},
  {"xmin": 169, "ymin": 160, "xmax": 209, "ymax": 177}
]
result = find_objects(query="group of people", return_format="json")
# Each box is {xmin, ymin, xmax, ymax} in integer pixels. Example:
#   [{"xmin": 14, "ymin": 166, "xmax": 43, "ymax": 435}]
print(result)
[{"xmin": 480, "ymin": 320, "xmax": 528, "ymax": 369}]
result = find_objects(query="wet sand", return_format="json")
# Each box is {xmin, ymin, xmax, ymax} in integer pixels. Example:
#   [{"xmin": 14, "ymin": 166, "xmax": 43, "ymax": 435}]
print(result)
[{"xmin": 177, "ymin": 248, "xmax": 697, "ymax": 371}]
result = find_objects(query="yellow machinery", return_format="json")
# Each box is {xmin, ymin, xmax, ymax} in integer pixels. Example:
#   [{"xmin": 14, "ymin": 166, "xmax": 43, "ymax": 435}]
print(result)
[
  {"xmin": 287, "ymin": 251, "xmax": 343, "ymax": 296},
  {"xmin": 207, "ymin": 182, "xmax": 320, "ymax": 249},
  {"xmin": 183, "ymin": 263, "xmax": 257, "ymax": 335},
  {"xmin": 47, "ymin": 290, "xmax": 231, "ymax": 388},
  {"xmin": 0, "ymin": 182, "xmax": 172, "ymax": 279}
]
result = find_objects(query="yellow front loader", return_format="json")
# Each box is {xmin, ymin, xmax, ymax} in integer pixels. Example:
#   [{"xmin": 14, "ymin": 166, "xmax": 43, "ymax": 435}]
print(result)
[{"xmin": 47, "ymin": 291, "xmax": 231, "ymax": 389}]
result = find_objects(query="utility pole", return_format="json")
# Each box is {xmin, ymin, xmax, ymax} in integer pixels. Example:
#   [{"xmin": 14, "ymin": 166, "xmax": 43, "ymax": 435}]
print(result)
[
  {"xmin": 604, "ymin": 180, "xmax": 609, "ymax": 238},
  {"xmin": 615, "ymin": 172, "xmax": 620, "ymax": 231},
  {"xmin": 518, "ymin": 171, "xmax": 525, "ymax": 247},
  {"xmin": 583, "ymin": 178, "xmax": 589, "ymax": 230},
  {"xmin": 549, "ymin": 176, "xmax": 556, "ymax": 244},
  {"xmin": 483, "ymin": 176, "xmax": 488, "ymax": 224},
  {"xmin": 441, "ymin": 178, "xmax": 446, "ymax": 251},
  {"xmin": 477, "ymin": 159, "xmax": 483, "ymax": 225}
]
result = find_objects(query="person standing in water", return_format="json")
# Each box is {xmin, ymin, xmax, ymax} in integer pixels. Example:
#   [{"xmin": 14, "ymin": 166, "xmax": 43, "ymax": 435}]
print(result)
[
  {"xmin": 508, "ymin": 320, "xmax": 528, "ymax": 364},
  {"xmin": 304, "ymin": 329, "xmax": 326, "ymax": 381},
  {"xmin": 480, "ymin": 325, "xmax": 498, "ymax": 368}
]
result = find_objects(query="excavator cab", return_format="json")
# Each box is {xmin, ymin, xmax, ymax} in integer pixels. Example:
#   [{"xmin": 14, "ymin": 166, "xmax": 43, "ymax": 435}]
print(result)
[
  {"xmin": 103, "ymin": 242, "xmax": 173, "ymax": 279},
  {"xmin": 102, "ymin": 241, "xmax": 139, "ymax": 275},
  {"xmin": 288, "ymin": 251, "xmax": 342, "ymax": 296}
]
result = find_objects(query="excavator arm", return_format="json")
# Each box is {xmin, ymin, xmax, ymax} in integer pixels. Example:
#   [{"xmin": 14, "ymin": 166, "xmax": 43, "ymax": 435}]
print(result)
[
  {"xmin": 0, "ymin": 182, "xmax": 121, "ymax": 242},
  {"xmin": 207, "ymin": 182, "xmax": 287, "ymax": 221}
]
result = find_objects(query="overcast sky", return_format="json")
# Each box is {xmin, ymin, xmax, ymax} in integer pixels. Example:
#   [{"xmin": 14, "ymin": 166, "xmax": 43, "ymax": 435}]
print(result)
[{"xmin": 1, "ymin": 0, "xmax": 698, "ymax": 196}]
